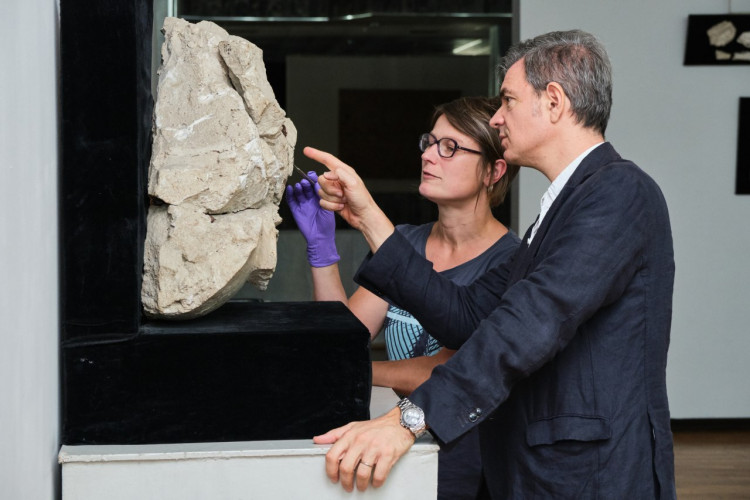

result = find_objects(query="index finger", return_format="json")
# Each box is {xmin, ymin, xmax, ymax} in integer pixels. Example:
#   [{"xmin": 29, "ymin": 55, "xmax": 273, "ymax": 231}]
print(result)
[
  {"xmin": 303, "ymin": 147, "xmax": 354, "ymax": 175},
  {"xmin": 313, "ymin": 422, "xmax": 354, "ymax": 445},
  {"xmin": 313, "ymin": 422, "xmax": 356, "ymax": 484}
]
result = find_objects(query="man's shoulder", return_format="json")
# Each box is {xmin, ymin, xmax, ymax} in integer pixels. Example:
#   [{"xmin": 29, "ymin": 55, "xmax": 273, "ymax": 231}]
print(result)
[
  {"xmin": 576, "ymin": 145, "xmax": 664, "ymax": 199},
  {"xmin": 594, "ymin": 160, "xmax": 664, "ymax": 198}
]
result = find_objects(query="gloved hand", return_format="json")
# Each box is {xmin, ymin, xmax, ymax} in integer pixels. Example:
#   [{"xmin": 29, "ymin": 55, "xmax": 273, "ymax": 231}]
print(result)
[{"xmin": 285, "ymin": 171, "xmax": 340, "ymax": 267}]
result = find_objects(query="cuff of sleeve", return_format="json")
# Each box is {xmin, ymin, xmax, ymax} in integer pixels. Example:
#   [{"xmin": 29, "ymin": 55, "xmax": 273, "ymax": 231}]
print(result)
[
  {"xmin": 409, "ymin": 378, "xmax": 480, "ymax": 445},
  {"xmin": 309, "ymin": 256, "xmax": 340, "ymax": 268},
  {"xmin": 307, "ymin": 245, "xmax": 340, "ymax": 268}
]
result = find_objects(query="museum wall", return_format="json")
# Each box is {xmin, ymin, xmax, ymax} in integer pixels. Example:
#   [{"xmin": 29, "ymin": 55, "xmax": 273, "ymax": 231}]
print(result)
[
  {"xmin": 0, "ymin": 0, "xmax": 61, "ymax": 498},
  {"xmin": 517, "ymin": 0, "xmax": 750, "ymax": 418}
]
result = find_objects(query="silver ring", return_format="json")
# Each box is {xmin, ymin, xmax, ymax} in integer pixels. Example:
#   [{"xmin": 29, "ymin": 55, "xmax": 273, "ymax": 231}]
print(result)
[{"xmin": 359, "ymin": 461, "xmax": 374, "ymax": 468}]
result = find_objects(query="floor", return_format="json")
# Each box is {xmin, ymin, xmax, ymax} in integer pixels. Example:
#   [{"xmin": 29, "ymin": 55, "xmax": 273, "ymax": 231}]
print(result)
[{"xmin": 673, "ymin": 422, "xmax": 750, "ymax": 499}]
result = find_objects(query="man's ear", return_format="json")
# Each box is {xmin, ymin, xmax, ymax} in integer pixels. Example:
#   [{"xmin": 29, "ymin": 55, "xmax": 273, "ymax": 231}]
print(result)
[{"xmin": 545, "ymin": 82, "xmax": 568, "ymax": 123}]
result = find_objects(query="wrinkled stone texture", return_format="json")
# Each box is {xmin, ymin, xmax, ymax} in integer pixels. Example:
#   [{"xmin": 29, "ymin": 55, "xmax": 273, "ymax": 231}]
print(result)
[
  {"xmin": 707, "ymin": 20, "xmax": 736, "ymax": 47},
  {"xmin": 142, "ymin": 17, "xmax": 295, "ymax": 319}
]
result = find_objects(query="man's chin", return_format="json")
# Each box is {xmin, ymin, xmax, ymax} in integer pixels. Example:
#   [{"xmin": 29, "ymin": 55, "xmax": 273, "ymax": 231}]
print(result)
[{"xmin": 502, "ymin": 150, "xmax": 519, "ymax": 164}]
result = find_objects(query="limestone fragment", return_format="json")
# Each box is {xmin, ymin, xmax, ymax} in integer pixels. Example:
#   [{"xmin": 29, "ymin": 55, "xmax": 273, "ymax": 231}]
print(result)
[
  {"xmin": 142, "ymin": 17, "xmax": 295, "ymax": 319},
  {"xmin": 142, "ymin": 203, "xmax": 279, "ymax": 319},
  {"xmin": 716, "ymin": 49, "xmax": 732, "ymax": 61},
  {"xmin": 707, "ymin": 20, "xmax": 736, "ymax": 47}
]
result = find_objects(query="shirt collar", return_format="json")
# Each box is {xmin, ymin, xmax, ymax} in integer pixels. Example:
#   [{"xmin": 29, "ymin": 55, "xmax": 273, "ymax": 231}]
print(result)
[
  {"xmin": 526, "ymin": 142, "xmax": 604, "ymax": 244},
  {"xmin": 548, "ymin": 142, "xmax": 604, "ymax": 199}
]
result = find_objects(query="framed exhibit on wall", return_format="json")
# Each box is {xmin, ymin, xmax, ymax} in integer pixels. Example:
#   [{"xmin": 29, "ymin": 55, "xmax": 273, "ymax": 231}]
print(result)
[{"xmin": 684, "ymin": 14, "xmax": 750, "ymax": 65}]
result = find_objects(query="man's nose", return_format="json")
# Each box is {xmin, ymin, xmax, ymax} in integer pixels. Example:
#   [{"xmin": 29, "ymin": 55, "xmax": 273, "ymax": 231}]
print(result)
[{"xmin": 489, "ymin": 108, "xmax": 504, "ymax": 129}]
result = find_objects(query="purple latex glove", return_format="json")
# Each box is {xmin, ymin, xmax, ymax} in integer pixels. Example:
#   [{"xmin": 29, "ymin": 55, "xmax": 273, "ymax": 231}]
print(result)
[{"xmin": 285, "ymin": 171, "xmax": 340, "ymax": 267}]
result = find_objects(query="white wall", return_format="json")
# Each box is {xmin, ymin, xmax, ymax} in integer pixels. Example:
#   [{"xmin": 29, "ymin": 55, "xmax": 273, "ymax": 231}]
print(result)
[
  {"xmin": 0, "ymin": 0, "xmax": 60, "ymax": 498},
  {"xmin": 517, "ymin": 0, "xmax": 750, "ymax": 418}
]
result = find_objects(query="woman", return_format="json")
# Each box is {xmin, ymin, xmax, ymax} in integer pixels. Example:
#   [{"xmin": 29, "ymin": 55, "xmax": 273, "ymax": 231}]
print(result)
[{"xmin": 286, "ymin": 96, "xmax": 519, "ymax": 500}]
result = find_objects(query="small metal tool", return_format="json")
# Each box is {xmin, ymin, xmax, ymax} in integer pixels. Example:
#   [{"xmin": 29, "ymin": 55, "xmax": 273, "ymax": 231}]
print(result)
[{"xmin": 294, "ymin": 164, "xmax": 318, "ymax": 186}]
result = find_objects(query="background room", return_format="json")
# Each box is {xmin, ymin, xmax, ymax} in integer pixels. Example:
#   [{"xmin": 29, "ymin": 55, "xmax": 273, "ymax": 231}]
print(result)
[{"xmin": 2, "ymin": 0, "xmax": 749, "ymax": 498}]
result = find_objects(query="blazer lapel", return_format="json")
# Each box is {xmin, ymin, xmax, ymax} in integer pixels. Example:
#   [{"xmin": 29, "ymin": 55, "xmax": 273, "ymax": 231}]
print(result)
[
  {"xmin": 508, "ymin": 216, "xmax": 536, "ymax": 285},
  {"xmin": 511, "ymin": 143, "xmax": 621, "ymax": 279}
]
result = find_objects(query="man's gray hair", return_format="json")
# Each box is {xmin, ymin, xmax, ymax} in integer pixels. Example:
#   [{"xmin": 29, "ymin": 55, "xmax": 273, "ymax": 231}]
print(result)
[{"xmin": 499, "ymin": 30, "xmax": 613, "ymax": 136}]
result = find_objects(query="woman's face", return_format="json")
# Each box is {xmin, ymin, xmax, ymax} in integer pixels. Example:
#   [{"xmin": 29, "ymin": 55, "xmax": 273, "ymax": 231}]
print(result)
[{"xmin": 419, "ymin": 115, "xmax": 488, "ymax": 206}]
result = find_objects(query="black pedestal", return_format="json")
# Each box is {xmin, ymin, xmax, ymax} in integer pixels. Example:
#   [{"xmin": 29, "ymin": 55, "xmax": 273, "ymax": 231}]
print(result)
[
  {"xmin": 62, "ymin": 302, "xmax": 371, "ymax": 445},
  {"xmin": 60, "ymin": 0, "xmax": 371, "ymax": 445}
]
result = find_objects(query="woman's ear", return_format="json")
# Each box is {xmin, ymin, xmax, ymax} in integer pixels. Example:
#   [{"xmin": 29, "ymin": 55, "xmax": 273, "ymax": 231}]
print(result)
[{"xmin": 489, "ymin": 158, "xmax": 507, "ymax": 185}]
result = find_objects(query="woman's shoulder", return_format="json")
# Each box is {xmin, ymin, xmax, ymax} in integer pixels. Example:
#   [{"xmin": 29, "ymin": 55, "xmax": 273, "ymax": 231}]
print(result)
[
  {"xmin": 395, "ymin": 223, "xmax": 434, "ymax": 250},
  {"xmin": 440, "ymin": 228, "xmax": 520, "ymax": 284},
  {"xmin": 498, "ymin": 228, "xmax": 521, "ymax": 249},
  {"xmin": 483, "ymin": 228, "xmax": 521, "ymax": 264},
  {"xmin": 395, "ymin": 222, "xmax": 433, "ymax": 237}
]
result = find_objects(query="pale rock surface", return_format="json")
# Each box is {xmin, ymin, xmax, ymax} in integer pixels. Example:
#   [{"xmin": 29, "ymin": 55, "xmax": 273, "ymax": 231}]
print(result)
[
  {"xmin": 142, "ymin": 17, "xmax": 295, "ymax": 319},
  {"xmin": 707, "ymin": 20, "xmax": 736, "ymax": 47}
]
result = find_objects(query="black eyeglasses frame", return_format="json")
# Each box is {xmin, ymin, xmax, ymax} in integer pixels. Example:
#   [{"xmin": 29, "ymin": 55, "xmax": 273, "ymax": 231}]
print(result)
[{"xmin": 419, "ymin": 132, "xmax": 482, "ymax": 159}]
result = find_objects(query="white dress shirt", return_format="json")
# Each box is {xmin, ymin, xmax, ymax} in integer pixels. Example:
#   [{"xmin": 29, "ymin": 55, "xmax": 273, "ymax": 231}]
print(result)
[{"xmin": 527, "ymin": 143, "xmax": 604, "ymax": 244}]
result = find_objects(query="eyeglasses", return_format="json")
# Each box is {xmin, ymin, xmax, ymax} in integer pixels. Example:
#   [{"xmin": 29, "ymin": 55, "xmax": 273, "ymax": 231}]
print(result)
[{"xmin": 419, "ymin": 133, "xmax": 482, "ymax": 158}]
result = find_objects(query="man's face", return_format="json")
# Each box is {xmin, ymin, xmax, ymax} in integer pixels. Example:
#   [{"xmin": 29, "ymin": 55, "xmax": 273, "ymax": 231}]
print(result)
[{"xmin": 490, "ymin": 59, "xmax": 546, "ymax": 167}]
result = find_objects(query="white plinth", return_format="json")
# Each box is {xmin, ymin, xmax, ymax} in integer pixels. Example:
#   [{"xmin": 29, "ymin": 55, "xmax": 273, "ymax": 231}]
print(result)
[{"xmin": 59, "ymin": 387, "xmax": 439, "ymax": 500}]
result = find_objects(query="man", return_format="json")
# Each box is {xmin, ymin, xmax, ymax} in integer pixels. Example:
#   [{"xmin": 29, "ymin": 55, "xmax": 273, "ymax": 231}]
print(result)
[{"xmin": 309, "ymin": 29, "xmax": 676, "ymax": 499}]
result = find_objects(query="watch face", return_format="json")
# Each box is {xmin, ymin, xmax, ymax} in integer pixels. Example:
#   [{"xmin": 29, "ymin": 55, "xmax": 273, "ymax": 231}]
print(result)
[{"xmin": 403, "ymin": 407, "xmax": 424, "ymax": 427}]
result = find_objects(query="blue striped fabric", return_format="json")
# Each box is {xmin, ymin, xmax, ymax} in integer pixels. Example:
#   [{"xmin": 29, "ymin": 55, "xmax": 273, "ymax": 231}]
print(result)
[{"xmin": 384, "ymin": 305, "xmax": 442, "ymax": 360}]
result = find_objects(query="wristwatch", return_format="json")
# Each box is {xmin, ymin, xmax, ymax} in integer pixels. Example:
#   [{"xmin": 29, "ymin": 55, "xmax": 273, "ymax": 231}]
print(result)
[{"xmin": 397, "ymin": 398, "xmax": 426, "ymax": 438}]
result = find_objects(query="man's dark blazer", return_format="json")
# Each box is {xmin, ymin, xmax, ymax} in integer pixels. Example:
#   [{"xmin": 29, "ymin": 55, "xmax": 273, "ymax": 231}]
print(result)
[{"xmin": 356, "ymin": 143, "xmax": 676, "ymax": 499}]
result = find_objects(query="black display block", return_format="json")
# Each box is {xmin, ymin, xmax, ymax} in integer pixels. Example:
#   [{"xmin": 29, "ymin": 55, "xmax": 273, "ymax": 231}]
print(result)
[
  {"xmin": 62, "ymin": 302, "xmax": 371, "ymax": 445},
  {"xmin": 60, "ymin": 0, "xmax": 371, "ymax": 445}
]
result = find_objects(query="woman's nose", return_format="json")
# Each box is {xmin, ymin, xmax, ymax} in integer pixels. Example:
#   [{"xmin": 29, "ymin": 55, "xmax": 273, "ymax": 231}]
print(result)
[{"xmin": 421, "ymin": 145, "xmax": 438, "ymax": 162}]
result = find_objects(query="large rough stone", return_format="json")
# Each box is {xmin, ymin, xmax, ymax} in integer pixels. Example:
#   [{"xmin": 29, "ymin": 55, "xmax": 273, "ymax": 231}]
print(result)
[{"xmin": 142, "ymin": 17, "xmax": 295, "ymax": 319}]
